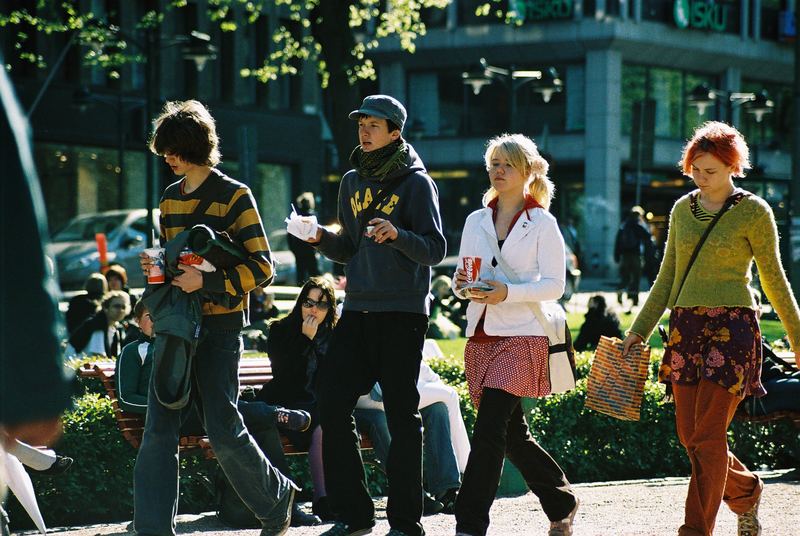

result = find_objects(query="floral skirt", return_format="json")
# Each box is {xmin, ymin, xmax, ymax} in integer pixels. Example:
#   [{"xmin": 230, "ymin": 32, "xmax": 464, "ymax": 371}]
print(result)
[
  {"xmin": 464, "ymin": 336, "xmax": 550, "ymax": 407},
  {"xmin": 660, "ymin": 306, "xmax": 764, "ymax": 397}
]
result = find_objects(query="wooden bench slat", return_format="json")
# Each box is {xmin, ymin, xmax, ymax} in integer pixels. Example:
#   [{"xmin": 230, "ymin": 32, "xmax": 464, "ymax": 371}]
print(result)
[{"xmin": 77, "ymin": 358, "xmax": 373, "ymax": 458}]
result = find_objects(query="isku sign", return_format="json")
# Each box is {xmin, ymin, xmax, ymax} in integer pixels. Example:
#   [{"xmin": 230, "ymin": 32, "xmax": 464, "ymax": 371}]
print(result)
[{"xmin": 674, "ymin": 0, "xmax": 729, "ymax": 32}]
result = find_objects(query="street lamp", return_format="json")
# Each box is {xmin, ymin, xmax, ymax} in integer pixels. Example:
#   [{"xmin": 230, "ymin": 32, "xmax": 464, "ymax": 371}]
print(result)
[
  {"xmin": 687, "ymin": 83, "xmax": 775, "ymax": 124},
  {"xmin": 462, "ymin": 57, "xmax": 562, "ymax": 131}
]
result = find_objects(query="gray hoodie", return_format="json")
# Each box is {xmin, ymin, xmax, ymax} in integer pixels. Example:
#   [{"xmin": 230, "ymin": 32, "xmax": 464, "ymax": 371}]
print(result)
[{"xmin": 316, "ymin": 144, "xmax": 446, "ymax": 315}]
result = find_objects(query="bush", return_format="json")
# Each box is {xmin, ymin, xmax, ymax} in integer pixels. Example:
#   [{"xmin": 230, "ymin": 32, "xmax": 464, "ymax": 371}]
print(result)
[{"xmin": 7, "ymin": 392, "xmax": 216, "ymax": 530}]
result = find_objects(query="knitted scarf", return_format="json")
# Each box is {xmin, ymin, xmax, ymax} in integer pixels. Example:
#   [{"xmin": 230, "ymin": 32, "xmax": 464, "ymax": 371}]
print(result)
[{"xmin": 349, "ymin": 139, "xmax": 408, "ymax": 181}]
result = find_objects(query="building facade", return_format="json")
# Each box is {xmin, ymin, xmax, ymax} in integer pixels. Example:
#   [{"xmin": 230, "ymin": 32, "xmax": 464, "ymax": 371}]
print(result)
[
  {"xmin": 371, "ymin": 0, "xmax": 795, "ymax": 276},
  {"xmin": 3, "ymin": 0, "xmax": 326, "ymax": 252}
]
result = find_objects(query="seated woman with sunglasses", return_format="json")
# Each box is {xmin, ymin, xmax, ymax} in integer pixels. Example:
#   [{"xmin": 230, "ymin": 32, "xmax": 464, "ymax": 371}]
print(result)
[{"xmin": 242, "ymin": 276, "xmax": 338, "ymax": 521}]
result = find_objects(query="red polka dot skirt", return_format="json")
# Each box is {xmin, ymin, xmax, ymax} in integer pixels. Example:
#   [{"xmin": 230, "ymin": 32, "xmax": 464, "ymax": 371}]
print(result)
[{"xmin": 464, "ymin": 336, "xmax": 551, "ymax": 408}]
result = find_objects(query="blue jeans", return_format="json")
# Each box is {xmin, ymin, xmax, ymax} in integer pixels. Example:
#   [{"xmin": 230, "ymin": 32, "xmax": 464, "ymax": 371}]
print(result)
[
  {"xmin": 355, "ymin": 402, "xmax": 460, "ymax": 496},
  {"xmin": 133, "ymin": 329, "xmax": 294, "ymax": 535}
]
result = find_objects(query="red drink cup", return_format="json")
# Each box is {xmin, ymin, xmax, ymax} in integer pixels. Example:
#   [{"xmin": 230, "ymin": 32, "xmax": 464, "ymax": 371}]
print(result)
[{"xmin": 462, "ymin": 256, "xmax": 482, "ymax": 285}]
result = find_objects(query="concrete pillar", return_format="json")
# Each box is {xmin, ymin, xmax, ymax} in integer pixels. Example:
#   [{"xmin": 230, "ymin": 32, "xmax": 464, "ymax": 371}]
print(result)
[
  {"xmin": 752, "ymin": 0, "xmax": 762, "ymax": 41},
  {"xmin": 584, "ymin": 49, "xmax": 622, "ymax": 277}
]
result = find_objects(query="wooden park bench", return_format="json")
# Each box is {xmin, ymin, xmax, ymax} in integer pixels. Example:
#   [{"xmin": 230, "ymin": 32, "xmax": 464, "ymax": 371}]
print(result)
[{"xmin": 77, "ymin": 357, "xmax": 373, "ymax": 458}]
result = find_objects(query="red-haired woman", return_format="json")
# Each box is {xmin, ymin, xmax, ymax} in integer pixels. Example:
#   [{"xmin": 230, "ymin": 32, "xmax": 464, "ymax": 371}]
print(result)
[{"xmin": 623, "ymin": 121, "xmax": 800, "ymax": 536}]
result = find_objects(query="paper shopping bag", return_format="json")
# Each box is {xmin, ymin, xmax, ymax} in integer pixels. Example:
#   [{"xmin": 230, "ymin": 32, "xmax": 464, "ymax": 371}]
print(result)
[{"xmin": 585, "ymin": 335, "xmax": 650, "ymax": 421}]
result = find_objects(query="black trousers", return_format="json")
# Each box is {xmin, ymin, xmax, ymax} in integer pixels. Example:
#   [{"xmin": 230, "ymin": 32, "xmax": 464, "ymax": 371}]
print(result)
[
  {"xmin": 455, "ymin": 388, "xmax": 576, "ymax": 536},
  {"xmin": 317, "ymin": 311, "xmax": 428, "ymax": 536}
]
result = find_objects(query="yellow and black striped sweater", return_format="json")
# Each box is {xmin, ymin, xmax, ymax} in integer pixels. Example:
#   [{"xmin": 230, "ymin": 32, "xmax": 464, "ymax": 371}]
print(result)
[{"xmin": 159, "ymin": 168, "xmax": 273, "ymax": 330}]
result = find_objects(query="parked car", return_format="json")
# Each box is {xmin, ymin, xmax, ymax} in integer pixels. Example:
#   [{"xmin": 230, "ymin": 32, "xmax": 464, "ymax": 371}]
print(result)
[
  {"xmin": 49, "ymin": 209, "xmax": 159, "ymax": 290},
  {"xmin": 50, "ymin": 210, "xmax": 306, "ymax": 290},
  {"xmin": 432, "ymin": 243, "xmax": 581, "ymax": 302}
]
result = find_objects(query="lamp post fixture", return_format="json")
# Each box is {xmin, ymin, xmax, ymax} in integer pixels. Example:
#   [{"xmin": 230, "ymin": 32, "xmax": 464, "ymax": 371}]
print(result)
[
  {"xmin": 687, "ymin": 83, "xmax": 775, "ymax": 125},
  {"xmin": 462, "ymin": 58, "xmax": 562, "ymax": 131}
]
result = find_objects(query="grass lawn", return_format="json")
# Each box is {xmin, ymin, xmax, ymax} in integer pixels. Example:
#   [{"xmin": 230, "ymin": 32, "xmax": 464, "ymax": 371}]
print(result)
[{"xmin": 432, "ymin": 315, "xmax": 789, "ymax": 360}]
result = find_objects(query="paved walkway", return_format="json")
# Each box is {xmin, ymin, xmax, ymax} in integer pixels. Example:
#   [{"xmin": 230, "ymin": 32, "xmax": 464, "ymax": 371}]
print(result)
[{"xmin": 32, "ymin": 471, "xmax": 800, "ymax": 536}]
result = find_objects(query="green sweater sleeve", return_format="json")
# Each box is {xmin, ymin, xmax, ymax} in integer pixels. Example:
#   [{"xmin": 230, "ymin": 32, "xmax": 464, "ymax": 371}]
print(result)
[
  {"xmin": 747, "ymin": 202, "xmax": 800, "ymax": 350},
  {"xmin": 629, "ymin": 206, "xmax": 677, "ymax": 340}
]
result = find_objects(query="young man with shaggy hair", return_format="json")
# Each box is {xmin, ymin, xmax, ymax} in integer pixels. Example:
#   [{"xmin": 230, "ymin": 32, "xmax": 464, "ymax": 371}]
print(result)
[{"xmin": 137, "ymin": 100, "xmax": 295, "ymax": 536}]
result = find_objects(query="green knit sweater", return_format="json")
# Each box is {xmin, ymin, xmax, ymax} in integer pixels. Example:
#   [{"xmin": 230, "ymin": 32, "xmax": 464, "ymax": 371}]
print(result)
[{"xmin": 630, "ymin": 190, "xmax": 800, "ymax": 349}]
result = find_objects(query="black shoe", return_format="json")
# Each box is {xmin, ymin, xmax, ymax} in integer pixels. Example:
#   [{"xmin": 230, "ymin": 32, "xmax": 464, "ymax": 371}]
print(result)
[
  {"xmin": 436, "ymin": 487, "xmax": 458, "ymax": 515},
  {"xmin": 274, "ymin": 407, "xmax": 311, "ymax": 432},
  {"xmin": 423, "ymin": 492, "xmax": 444, "ymax": 516},
  {"xmin": 28, "ymin": 455, "xmax": 73, "ymax": 476},
  {"xmin": 260, "ymin": 487, "xmax": 294, "ymax": 536},
  {"xmin": 313, "ymin": 496, "xmax": 339, "ymax": 522},
  {"xmin": 319, "ymin": 521, "xmax": 374, "ymax": 535},
  {"xmin": 291, "ymin": 502, "xmax": 321, "ymax": 527}
]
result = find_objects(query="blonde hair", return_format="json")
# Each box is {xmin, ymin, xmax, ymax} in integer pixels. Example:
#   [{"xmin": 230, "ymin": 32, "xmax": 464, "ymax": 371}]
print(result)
[{"xmin": 482, "ymin": 133, "xmax": 554, "ymax": 210}]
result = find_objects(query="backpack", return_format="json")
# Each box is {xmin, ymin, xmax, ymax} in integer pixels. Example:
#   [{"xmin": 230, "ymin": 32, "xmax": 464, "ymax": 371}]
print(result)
[{"xmin": 616, "ymin": 223, "xmax": 641, "ymax": 252}]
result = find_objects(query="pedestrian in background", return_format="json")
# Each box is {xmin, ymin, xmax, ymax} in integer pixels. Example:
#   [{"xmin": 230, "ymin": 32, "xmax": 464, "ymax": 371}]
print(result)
[
  {"xmin": 573, "ymin": 294, "xmax": 623, "ymax": 351},
  {"xmin": 623, "ymin": 121, "xmax": 800, "ymax": 536},
  {"xmin": 306, "ymin": 94, "xmax": 446, "ymax": 536},
  {"xmin": 614, "ymin": 206, "xmax": 654, "ymax": 311},
  {"xmin": 452, "ymin": 133, "xmax": 578, "ymax": 536}
]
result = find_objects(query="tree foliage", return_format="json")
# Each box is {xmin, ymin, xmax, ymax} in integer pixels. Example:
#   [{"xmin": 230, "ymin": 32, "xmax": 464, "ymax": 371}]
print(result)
[{"xmin": 1, "ymin": 0, "xmax": 451, "ymax": 87}]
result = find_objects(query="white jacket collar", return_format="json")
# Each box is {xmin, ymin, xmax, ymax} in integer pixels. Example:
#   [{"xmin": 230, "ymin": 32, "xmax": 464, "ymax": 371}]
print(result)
[{"xmin": 478, "ymin": 206, "xmax": 536, "ymax": 252}]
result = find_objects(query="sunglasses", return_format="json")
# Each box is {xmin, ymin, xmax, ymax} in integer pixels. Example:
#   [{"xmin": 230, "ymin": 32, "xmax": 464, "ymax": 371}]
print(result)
[
  {"xmin": 108, "ymin": 303, "xmax": 127, "ymax": 310},
  {"xmin": 301, "ymin": 298, "xmax": 331, "ymax": 311}
]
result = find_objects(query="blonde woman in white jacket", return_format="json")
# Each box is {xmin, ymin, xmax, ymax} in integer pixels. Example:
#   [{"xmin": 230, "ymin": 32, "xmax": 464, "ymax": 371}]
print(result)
[{"xmin": 452, "ymin": 134, "xmax": 579, "ymax": 536}]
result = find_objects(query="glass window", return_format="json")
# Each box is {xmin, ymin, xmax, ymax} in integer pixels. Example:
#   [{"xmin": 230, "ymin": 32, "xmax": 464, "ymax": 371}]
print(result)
[
  {"xmin": 683, "ymin": 73, "xmax": 715, "ymax": 137},
  {"xmin": 641, "ymin": 0, "xmax": 671, "ymax": 23},
  {"xmin": 621, "ymin": 65, "xmax": 647, "ymax": 136},
  {"xmin": 566, "ymin": 65, "xmax": 585, "ymax": 132},
  {"xmin": 650, "ymin": 68, "xmax": 682, "ymax": 138}
]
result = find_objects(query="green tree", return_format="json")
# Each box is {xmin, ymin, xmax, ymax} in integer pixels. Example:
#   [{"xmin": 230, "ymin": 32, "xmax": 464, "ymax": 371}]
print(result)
[{"xmin": 0, "ymin": 0, "xmax": 450, "ymax": 173}]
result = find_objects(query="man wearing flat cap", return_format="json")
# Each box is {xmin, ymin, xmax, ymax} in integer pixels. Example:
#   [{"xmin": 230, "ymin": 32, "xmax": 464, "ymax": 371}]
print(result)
[{"xmin": 308, "ymin": 95, "xmax": 446, "ymax": 536}]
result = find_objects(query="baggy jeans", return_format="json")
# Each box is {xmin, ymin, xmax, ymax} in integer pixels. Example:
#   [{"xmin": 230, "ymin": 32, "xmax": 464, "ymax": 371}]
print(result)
[{"xmin": 133, "ymin": 329, "xmax": 293, "ymax": 536}]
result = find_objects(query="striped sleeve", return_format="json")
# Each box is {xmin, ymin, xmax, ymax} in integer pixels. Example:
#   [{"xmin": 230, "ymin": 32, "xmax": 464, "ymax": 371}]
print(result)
[{"xmin": 202, "ymin": 186, "xmax": 274, "ymax": 296}]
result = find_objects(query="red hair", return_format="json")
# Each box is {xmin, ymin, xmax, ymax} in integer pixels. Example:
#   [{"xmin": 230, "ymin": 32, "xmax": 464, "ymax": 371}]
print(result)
[{"xmin": 680, "ymin": 121, "xmax": 750, "ymax": 178}]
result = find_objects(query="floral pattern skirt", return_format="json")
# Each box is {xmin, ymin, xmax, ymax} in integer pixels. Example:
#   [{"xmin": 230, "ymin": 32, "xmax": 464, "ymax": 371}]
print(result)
[
  {"xmin": 464, "ymin": 336, "xmax": 550, "ymax": 407},
  {"xmin": 660, "ymin": 306, "xmax": 764, "ymax": 397}
]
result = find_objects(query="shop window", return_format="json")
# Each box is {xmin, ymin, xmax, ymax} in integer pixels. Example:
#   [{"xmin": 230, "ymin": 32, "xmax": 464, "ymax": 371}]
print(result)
[
  {"xmin": 621, "ymin": 65, "xmax": 647, "ymax": 136},
  {"xmin": 650, "ymin": 68, "xmax": 682, "ymax": 138}
]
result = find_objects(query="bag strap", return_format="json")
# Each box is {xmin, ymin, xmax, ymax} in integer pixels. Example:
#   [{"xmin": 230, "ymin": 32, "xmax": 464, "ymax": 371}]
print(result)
[
  {"xmin": 674, "ymin": 192, "xmax": 745, "ymax": 302},
  {"xmin": 480, "ymin": 223, "xmax": 559, "ymax": 345}
]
